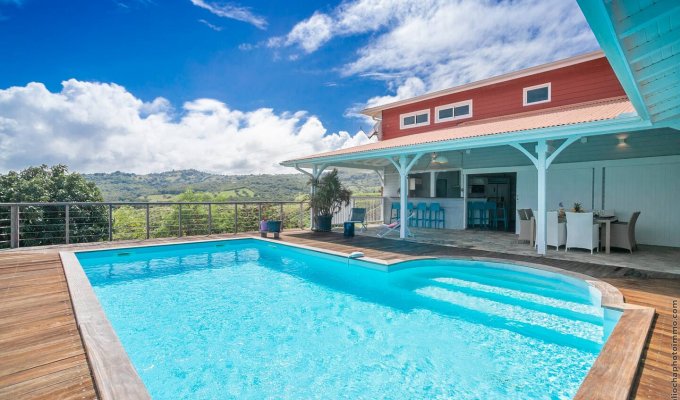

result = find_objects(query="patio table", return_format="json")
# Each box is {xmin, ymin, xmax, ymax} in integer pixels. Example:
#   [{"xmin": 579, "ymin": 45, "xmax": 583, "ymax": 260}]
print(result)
[{"xmin": 595, "ymin": 216, "xmax": 618, "ymax": 254}]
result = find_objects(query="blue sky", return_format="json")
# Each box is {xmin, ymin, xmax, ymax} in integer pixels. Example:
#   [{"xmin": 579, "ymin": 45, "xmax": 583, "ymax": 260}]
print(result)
[
  {"xmin": 0, "ymin": 0, "xmax": 383, "ymax": 133},
  {"xmin": 0, "ymin": 0, "xmax": 599, "ymax": 174}
]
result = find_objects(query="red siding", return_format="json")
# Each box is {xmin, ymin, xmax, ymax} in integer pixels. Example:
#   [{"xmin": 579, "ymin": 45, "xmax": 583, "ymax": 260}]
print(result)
[{"xmin": 381, "ymin": 58, "xmax": 626, "ymax": 140}]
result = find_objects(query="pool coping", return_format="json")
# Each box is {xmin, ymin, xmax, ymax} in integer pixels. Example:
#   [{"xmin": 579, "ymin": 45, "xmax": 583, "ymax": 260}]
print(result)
[{"xmin": 59, "ymin": 236, "xmax": 655, "ymax": 400}]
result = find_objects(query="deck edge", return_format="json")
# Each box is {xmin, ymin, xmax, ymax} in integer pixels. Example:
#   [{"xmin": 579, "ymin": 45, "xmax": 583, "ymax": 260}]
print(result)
[{"xmin": 60, "ymin": 251, "xmax": 151, "ymax": 400}]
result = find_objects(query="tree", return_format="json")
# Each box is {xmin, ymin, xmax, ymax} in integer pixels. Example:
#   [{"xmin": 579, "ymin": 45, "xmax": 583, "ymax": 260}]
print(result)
[{"xmin": 0, "ymin": 165, "xmax": 108, "ymax": 246}]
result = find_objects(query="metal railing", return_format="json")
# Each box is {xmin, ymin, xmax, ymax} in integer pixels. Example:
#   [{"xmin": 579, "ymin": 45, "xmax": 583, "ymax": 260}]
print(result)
[
  {"xmin": 0, "ymin": 197, "xmax": 384, "ymax": 249},
  {"xmin": 332, "ymin": 196, "xmax": 385, "ymax": 226}
]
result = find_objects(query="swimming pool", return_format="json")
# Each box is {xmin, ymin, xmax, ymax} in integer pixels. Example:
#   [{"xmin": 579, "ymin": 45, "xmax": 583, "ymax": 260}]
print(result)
[{"xmin": 75, "ymin": 238, "xmax": 621, "ymax": 399}]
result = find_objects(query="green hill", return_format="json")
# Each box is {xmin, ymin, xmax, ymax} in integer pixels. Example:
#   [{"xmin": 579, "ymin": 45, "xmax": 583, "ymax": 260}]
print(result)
[{"xmin": 84, "ymin": 169, "xmax": 381, "ymax": 202}]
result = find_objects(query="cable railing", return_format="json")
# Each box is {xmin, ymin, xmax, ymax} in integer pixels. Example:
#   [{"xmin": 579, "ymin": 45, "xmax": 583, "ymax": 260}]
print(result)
[
  {"xmin": 0, "ymin": 198, "xmax": 383, "ymax": 249},
  {"xmin": 332, "ymin": 196, "xmax": 385, "ymax": 226}
]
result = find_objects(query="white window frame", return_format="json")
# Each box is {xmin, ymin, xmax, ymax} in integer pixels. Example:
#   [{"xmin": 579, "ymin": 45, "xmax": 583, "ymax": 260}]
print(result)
[
  {"xmin": 523, "ymin": 82, "xmax": 551, "ymax": 106},
  {"xmin": 399, "ymin": 109, "xmax": 430, "ymax": 129},
  {"xmin": 435, "ymin": 100, "xmax": 473, "ymax": 123}
]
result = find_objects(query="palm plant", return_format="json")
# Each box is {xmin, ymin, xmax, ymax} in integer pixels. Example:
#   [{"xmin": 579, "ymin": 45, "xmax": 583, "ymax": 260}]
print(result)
[{"xmin": 308, "ymin": 169, "xmax": 352, "ymax": 231}]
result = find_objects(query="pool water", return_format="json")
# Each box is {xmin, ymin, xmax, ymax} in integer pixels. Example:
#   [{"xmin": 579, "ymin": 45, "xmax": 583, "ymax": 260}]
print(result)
[{"xmin": 77, "ymin": 239, "xmax": 620, "ymax": 400}]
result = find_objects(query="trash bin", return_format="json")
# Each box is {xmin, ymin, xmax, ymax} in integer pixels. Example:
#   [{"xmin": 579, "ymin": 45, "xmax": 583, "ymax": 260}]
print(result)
[{"xmin": 343, "ymin": 222, "xmax": 355, "ymax": 237}]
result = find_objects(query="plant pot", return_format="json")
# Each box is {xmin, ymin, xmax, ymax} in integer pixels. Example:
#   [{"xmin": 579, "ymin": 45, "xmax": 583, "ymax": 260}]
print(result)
[{"xmin": 314, "ymin": 215, "xmax": 333, "ymax": 232}]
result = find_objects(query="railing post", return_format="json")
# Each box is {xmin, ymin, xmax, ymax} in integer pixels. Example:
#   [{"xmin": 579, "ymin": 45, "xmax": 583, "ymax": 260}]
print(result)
[
  {"xmin": 258, "ymin": 204, "xmax": 262, "ymax": 222},
  {"xmin": 279, "ymin": 203, "xmax": 284, "ymax": 223},
  {"xmin": 299, "ymin": 202, "xmax": 304, "ymax": 230},
  {"xmin": 64, "ymin": 204, "xmax": 70, "ymax": 244},
  {"xmin": 146, "ymin": 204, "xmax": 150, "ymax": 239},
  {"xmin": 178, "ymin": 204, "xmax": 182, "ymax": 237},
  {"xmin": 381, "ymin": 197, "xmax": 385, "ymax": 223},
  {"xmin": 10, "ymin": 205, "xmax": 19, "ymax": 248},
  {"xmin": 208, "ymin": 203, "xmax": 212, "ymax": 235},
  {"xmin": 234, "ymin": 204, "xmax": 238, "ymax": 234},
  {"xmin": 108, "ymin": 204, "xmax": 113, "ymax": 241}
]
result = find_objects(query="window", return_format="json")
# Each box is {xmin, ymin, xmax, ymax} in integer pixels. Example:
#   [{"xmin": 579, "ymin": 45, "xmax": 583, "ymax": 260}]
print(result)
[
  {"xmin": 400, "ymin": 109, "xmax": 430, "ymax": 129},
  {"xmin": 435, "ymin": 100, "xmax": 473, "ymax": 123},
  {"xmin": 523, "ymin": 83, "xmax": 551, "ymax": 106}
]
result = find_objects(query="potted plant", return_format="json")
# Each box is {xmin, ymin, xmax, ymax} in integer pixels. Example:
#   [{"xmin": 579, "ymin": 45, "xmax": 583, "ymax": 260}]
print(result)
[
  {"xmin": 572, "ymin": 202, "xmax": 583, "ymax": 213},
  {"xmin": 308, "ymin": 169, "xmax": 352, "ymax": 232}
]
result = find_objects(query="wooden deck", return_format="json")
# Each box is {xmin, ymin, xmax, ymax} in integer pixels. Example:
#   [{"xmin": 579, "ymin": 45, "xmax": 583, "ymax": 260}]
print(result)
[
  {"xmin": 0, "ymin": 252, "xmax": 97, "ymax": 400},
  {"xmin": 0, "ymin": 232, "xmax": 678, "ymax": 399}
]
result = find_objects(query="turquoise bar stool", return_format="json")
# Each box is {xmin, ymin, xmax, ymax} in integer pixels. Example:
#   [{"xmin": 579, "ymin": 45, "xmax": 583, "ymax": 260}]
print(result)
[
  {"xmin": 467, "ymin": 202, "xmax": 483, "ymax": 228},
  {"xmin": 416, "ymin": 202, "xmax": 429, "ymax": 228},
  {"xmin": 495, "ymin": 206, "xmax": 508, "ymax": 231},
  {"xmin": 407, "ymin": 202, "xmax": 416, "ymax": 226},
  {"xmin": 429, "ymin": 203, "xmax": 445, "ymax": 229},
  {"xmin": 390, "ymin": 202, "xmax": 400, "ymax": 222},
  {"xmin": 485, "ymin": 202, "xmax": 497, "ymax": 229}
]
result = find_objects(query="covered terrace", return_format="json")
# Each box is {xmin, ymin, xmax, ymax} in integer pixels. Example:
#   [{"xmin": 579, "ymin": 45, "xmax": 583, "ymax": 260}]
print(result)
[{"xmin": 282, "ymin": 97, "xmax": 680, "ymax": 256}]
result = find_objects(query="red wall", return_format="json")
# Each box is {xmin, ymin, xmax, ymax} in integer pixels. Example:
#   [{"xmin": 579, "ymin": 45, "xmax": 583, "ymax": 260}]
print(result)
[{"xmin": 380, "ymin": 57, "xmax": 626, "ymax": 140}]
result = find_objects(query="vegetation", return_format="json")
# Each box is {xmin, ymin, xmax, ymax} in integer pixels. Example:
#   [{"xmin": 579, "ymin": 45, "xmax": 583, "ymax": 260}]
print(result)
[
  {"xmin": 84, "ymin": 169, "xmax": 380, "ymax": 202},
  {"xmin": 1, "ymin": 166, "xmax": 381, "ymax": 248},
  {"xmin": 0, "ymin": 165, "xmax": 108, "ymax": 246},
  {"xmin": 309, "ymin": 169, "xmax": 352, "ymax": 217}
]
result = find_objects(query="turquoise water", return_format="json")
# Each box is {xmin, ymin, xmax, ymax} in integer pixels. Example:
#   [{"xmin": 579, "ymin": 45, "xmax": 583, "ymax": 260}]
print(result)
[{"xmin": 77, "ymin": 239, "xmax": 620, "ymax": 400}]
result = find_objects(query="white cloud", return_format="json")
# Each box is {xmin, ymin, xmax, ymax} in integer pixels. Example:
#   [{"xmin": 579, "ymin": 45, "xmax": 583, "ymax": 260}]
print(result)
[
  {"xmin": 190, "ymin": 0, "xmax": 267, "ymax": 30},
  {"xmin": 0, "ymin": 80, "xmax": 374, "ymax": 174},
  {"xmin": 279, "ymin": 12, "xmax": 334, "ymax": 53},
  {"xmin": 274, "ymin": 0, "xmax": 598, "ymax": 113},
  {"xmin": 198, "ymin": 19, "xmax": 223, "ymax": 31}
]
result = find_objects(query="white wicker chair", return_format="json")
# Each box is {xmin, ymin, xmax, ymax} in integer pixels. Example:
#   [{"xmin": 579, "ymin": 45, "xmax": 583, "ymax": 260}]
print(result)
[
  {"xmin": 546, "ymin": 211, "xmax": 566, "ymax": 250},
  {"xmin": 566, "ymin": 212, "xmax": 599, "ymax": 254}
]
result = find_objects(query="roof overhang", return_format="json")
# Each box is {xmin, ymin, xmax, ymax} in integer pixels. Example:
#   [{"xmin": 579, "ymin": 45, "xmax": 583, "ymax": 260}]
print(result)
[
  {"xmin": 283, "ymin": 111, "xmax": 654, "ymax": 170},
  {"xmin": 360, "ymin": 51, "xmax": 606, "ymax": 118},
  {"xmin": 578, "ymin": 0, "xmax": 680, "ymax": 123}
]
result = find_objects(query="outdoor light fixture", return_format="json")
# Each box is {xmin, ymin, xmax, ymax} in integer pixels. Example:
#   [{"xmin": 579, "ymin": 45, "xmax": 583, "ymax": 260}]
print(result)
[
  {"xmin": 431, "ymin": 152, "xmax": 449, "ymax": 165},
  {"xmin": 617, "ymin": 135, "xmax": 628, "ymax": 147}
]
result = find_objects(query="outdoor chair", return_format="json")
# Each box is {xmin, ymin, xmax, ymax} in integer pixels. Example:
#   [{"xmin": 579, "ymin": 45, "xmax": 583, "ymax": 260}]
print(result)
[
  {"xmin": 429, "ymin": 203, "xmax": 445, "ymax": 229},
  {"xmin": 346, "ymin": 208, "xmax": 367, "ymax": 232},
  {"xmin": 566, "ymin": 212, "xmax": 599, "ymax": 254},
  {"xmin": 484, "ymin": 202, "xmax": 497, "ymax": 229},
  {"xmin": 416, "ymin": 203, "xmax": 429, "ymax": 228},
  {"xmin": 517, "ymin": 209, "xmax": 535, "ymax": 245},
  {"xmin": 376, "ymin": 213, "xmax": 414, "ymax": 238},
  {"xmin": 407, "ymin": 203, "xmax": 416, "ymax": 226},
  {"xmin": 467, "ymin": 202, "xmax": 484, "ymax": 228},
  {"xmin": 546, "ymin": 211, "xmax": 566, "ymax": 250},
  {"xmin": 608, "ymin": 211, "xmax": 640, "ymax": 253},
  {"xmin": 495, "ymin": 206, "xmax": 508, "ymax": 231}
]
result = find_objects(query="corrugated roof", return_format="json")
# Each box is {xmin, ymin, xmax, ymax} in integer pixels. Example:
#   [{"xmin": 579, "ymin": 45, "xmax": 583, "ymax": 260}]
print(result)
[{"xmin": 284, "ymin": 97, "xmax": 634, "ymax": 164}]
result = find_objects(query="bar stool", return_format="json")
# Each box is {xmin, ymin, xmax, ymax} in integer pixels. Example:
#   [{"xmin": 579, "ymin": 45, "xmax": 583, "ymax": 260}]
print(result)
[
  {"xmin": 407, "ymin": 203, "xmax": 416, "ymax": 226},
  {"xmin": 495, "ymin": 207, "xmax": 508, "ymax": 231},
  {"xmin": 467, "ymin": 202, "xmax": 483, "ymax": 228},
  {"xmin": 416, "ymin": 203, "xmax": 429, "ymax": 228},
  {"xmin": 390, "ymin": 202, "xmax": 400, "ymax": 222},
  {"xmin": 485, "ymin": 202, "xmax": 497, "ymax": 229},
  {"xmin": 429, "ymin": 203, "xmax": 445, "ymax": 229}
]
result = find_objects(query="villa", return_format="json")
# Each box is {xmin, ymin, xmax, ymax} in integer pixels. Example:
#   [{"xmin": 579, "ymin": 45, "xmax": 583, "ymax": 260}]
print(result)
[
  {"xmin": 0, "ymin": 1, "xmax": 679, "ymax": 400},
  {"xmin": 283, "ymin": 47, "xmax": 680, "ymax": 256}
]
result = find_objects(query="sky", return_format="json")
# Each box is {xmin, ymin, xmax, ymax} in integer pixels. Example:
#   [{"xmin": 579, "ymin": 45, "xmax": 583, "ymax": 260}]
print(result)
[{"xmin": 0, "ymin": 0, "xmax": 599, "ymax": 174}]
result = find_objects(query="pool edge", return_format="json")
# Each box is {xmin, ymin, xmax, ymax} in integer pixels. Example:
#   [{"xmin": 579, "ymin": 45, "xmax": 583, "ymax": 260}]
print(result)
[
  {"xmin": 60, "ymin": 251, "xmax": 151, "ymax": 400},
  {"xmin": 60, "ymin": 237, "xmax": 655, "ymax": 400}
]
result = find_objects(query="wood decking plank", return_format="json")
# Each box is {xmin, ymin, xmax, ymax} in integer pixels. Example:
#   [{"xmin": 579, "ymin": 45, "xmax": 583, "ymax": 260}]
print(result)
[{"xmin": 0, "ymin": 251, "xmax": 97, "ymax": 399}]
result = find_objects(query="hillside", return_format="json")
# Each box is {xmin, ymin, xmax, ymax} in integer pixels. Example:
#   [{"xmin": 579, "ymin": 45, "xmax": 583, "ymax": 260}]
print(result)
[{"xmin": 84, "ymin": 169, "xmax": 382, "ymax": 202}]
